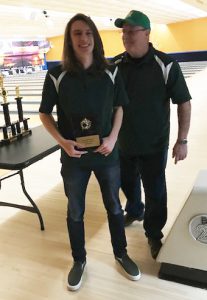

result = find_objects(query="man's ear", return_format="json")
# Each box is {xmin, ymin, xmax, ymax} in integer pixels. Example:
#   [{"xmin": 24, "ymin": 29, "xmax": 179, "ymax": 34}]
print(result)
[{"xmin": 145, "ymin": 29, "xmax": 151, "ymax": 37}]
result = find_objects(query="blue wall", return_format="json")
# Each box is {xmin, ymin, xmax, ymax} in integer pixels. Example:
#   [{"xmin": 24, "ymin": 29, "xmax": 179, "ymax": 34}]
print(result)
[{"xmin": 168, "ymin": 50, "xmax": 207, "ymax": 62}]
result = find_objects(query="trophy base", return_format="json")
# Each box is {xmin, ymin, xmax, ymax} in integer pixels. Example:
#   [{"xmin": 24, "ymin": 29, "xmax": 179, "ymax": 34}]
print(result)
[
  {"xmin": 21, "ymin": 129, "xmax": 32, "ymax": 137},
  {"xmin": 76, "ymin": 134, "xmax": 100, "ymax": 148},
  {"xmin": 0, "ymin": 136, "xmax": 18, "ymax": 146},
  {"xmin": 0, "ymin": 129, "xmax": 32, "ymax": 147}
]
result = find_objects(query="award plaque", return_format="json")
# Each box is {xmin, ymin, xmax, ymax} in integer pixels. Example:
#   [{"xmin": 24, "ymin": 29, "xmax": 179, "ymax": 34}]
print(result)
[{"xmin": 71, "ymin": 114, "xmax": 100, "ymax": 149}]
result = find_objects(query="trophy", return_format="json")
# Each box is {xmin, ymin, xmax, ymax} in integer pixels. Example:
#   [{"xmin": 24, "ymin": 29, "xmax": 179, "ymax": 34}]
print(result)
[
  {"xmin": 15, "ymin": 85, "xmax": 31, "ymax": 136},
  {"xmin": 71, "ymin": 114, "xmax": 101, "ymax": 149},
  {"xmin": 0, "ymin": 76, "xmax": 17, "ymax": 144},
  {"xmin": 0, "ymin": 78, "xmax": 32, "ymax": 146}
]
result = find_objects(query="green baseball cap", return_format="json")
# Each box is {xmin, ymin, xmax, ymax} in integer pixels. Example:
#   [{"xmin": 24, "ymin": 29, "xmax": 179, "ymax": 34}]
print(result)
[{"xmin": 114, "ymin": 10, "xmax": 151, "ymax": 29}]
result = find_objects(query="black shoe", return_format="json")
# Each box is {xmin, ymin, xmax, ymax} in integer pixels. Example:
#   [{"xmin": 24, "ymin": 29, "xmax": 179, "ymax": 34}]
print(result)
[
  {"xmin": 67, "ymin": 261, "xmax": 86, "ymax": 291},
  {"xmin": 148, "ymin": 238, "xmax": 162, "ymax": 259},
  {"xmin": 115, "ymin": 254, "xmax": 141, "ymax": 281},
  {"xmin": 124, "ymin": 212, "xmax": 144, "ymax": 227}
]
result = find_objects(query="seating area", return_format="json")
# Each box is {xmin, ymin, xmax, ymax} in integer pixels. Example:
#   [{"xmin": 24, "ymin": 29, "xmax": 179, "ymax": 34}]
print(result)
[{"xmin": 0, "ymin": 66, "xmax": 42, "ymax": 76}]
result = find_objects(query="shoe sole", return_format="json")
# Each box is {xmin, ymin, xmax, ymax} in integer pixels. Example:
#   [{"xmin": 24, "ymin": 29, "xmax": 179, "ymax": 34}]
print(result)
[
  {"xmin": 124, "ymin": 215, "xmax": 144, "ymax": 227},
  {"xmin": 67, "ymin": 278, "xmax": 82, "ymax": 291},
  {"xmin": 67, "ymin": 264, "xmax": 86, "ymax": 291},
  {"xmin": 124, "ymin": 222, "xmax": 134, "ymax": 227},
  {"xmin": 116, "ymin": 261, "xmax": 141, "ymax": 281}
]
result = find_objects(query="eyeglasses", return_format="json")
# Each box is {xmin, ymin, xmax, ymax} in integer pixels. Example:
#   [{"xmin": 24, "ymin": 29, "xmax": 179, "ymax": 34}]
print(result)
[{"xmin": 122, "ymin": 29, "xmax": 146, "ymax": 36}]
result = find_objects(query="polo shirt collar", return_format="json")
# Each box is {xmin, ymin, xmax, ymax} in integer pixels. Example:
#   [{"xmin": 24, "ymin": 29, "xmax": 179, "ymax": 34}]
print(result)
[{"xmin": 123, "ymin": 43, "xmax": 154, "ymax": 65}]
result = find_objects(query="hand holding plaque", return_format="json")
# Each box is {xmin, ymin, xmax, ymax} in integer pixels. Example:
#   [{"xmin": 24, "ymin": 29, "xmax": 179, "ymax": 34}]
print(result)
[{"xmin": 71, "ymin": 114, "xmax": 100, "ymax": 149}]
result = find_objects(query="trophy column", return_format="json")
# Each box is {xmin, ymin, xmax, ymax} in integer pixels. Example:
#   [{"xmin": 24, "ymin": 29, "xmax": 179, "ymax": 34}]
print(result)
[
  {"xmin": 1, "ymin": 92, "xmax": 10, "ymax": 140},
  {"xmin": 15, "ymin": 86, "xmax": 31, "ymax": 137},
  {"xmin": 1, "ymin": 75, "xmax": 9, "ymax": 142},
  {"xmin": 1, "ymin": 90, "xmax": 11, "ymax": 126}
]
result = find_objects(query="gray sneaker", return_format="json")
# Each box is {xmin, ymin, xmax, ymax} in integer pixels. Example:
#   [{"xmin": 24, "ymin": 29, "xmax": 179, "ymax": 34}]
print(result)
[
  {"xmin": 115, "ymin": 254, "xmax": 141, "ymax": 281},
  {"xmin": 67, "ymin": 261, "xmax": 86, "ymax": 291}
]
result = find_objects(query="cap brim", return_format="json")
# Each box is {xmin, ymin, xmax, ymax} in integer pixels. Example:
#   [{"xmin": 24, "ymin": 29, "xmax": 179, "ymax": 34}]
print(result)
[
  {"xmin": 114, "ymin": 18, "xmax": 124, "ymax": 28},
  {"xmin": 115, "ymin": 17, "xmax": 143, "ymax": 28}
]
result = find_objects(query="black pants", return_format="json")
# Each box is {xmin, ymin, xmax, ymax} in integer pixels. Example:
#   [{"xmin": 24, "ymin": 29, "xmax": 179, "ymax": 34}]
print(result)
[
  {"xmin": 61, "ymin": 163, "xmax": 127, "ymax": 262},
  {"xmin": 120, "ymin": 149, "xmax": 168, "ymax": 240}
]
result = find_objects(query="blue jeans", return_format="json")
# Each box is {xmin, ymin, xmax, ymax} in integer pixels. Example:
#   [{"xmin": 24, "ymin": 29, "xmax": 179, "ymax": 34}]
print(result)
[
  {"xmin": 61, "ymin": 162, "xmax": 127, "ymax": 262},
  {"xmin": 120, "ymin": 149, "xmax": 168, "ymax": 240}
]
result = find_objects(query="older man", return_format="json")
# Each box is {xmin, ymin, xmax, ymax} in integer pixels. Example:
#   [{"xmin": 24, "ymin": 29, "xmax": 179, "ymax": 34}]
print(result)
[{"xmin": 113, "ymin": 10, "xmax": 191, "ymax": 259}]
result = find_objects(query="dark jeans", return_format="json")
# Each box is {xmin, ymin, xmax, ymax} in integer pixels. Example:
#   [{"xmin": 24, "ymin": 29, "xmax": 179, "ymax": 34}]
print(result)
[
  {"xmin": 120, "ymin": 149, "xmax": 168, "ymax": 240},
  {"xmin": 61, "ymin": 162, "xmax": 127, "ymax": 262}
]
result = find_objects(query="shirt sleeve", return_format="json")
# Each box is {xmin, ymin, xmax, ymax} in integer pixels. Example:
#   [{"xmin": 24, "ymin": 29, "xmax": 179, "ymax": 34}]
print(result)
[
  {"xmin": 167, "ymin": 61, "xmax": 192, "ymax": 104},
  {"xmin": 39, "ymin": 71, "xmax": 58, "ymax": 114},
  {"xmin": 114, "ymin": 67, "xmax": 129, "ymax": 107}
]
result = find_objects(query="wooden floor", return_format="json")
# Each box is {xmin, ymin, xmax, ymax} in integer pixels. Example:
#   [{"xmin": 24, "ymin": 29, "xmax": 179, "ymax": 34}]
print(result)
[{"xmin": 1, "ymin": 68, "xmax": 207, "ymax": 299}]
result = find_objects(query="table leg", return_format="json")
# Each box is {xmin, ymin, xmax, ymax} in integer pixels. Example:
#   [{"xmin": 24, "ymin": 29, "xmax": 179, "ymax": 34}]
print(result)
[
  {"xmin": 0, "ymin": 170, "xmax": 45, "ymax": 230},
  {"xmin": 19, "ymin": 170, "xmax": 45, "ymax": 230}
]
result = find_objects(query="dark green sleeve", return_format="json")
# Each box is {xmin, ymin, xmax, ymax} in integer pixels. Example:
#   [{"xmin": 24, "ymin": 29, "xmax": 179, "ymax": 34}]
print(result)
[
  {"xmin": 39, "ymin": 71, "xmax": 58, "ymax": 114},
  {"xmin": 167, "ymin": 61, "xmax": 192, "ymax": 104},
  {"xmin": 114, "ymin": 68, "xmax": 129, "ymax": 107}
]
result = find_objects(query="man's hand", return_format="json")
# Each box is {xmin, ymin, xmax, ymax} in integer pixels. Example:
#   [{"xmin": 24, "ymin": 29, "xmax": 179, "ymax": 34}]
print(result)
[
  {"xmin": 94, "ymin": 136, "xmax": 116, "ymax": 157},
  {"xmin": 172, "ymin": 142, "xmax": 188, "ymax": 164},
  {"xmin": 61, "ymin": 139, "xmax": 87, "ymax": 158}
]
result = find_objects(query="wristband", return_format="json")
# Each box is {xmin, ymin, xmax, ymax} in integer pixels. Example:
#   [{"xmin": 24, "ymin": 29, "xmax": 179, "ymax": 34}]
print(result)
[{"xmin": 178, "ymin": 139, "xmax": 188, "ymax": 145}]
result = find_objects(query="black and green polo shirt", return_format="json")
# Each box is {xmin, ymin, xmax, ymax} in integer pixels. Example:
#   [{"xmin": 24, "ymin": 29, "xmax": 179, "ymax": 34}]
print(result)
[
  {"xmin": 39, "ymin": 64, "xmax": 129, "ymax": 167},
  {"xmin": 114, "ymin": 43, "xmax": 192, "ymax": 156}
]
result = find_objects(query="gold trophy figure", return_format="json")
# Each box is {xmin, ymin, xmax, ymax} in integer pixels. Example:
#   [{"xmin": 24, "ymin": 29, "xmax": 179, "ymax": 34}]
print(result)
[
  {"xmin": 0, "ymin": 85, "xmax": 11, "ymax": 126},
  {"xmin": 0, "ymin": 75, "xmax": 7, "ymax": 103},
  {"xmin": 2, "ymin": 87, "xmax": 8, "ymax": 104},
  {"xmin": 0, "ymin": 74, "xmax": 3, "ymax": 90},
  {"xmin": 0, "ymin": 75, "xmax": 8, "ymax": 103},
  {"xmin": 15, "ymin": 85, "xmax": 24, "ymax": 122},
  {"xmin": 15, "ymin": 85, "xmax": 20, "ymax": 98}
]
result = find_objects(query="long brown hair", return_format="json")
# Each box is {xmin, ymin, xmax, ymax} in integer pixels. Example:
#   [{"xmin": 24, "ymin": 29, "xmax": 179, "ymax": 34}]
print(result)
[{"xmin": 62, "ymin": 13, "xmax": 108, "ymax": 73}]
